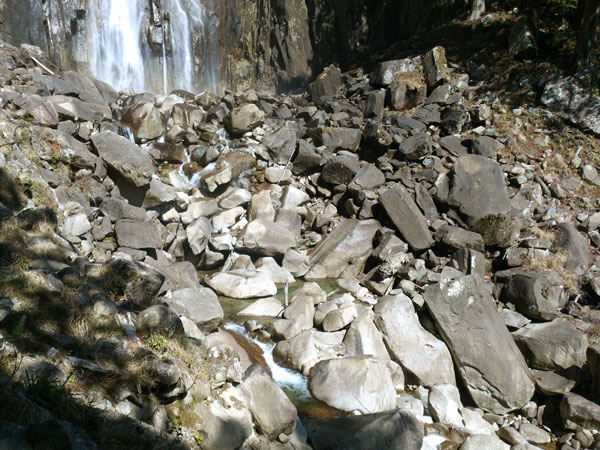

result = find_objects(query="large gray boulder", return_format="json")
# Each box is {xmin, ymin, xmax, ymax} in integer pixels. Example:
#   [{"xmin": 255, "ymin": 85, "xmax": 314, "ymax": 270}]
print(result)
[
  {"xmin": 512, "ymin": 318, "xmax": 588, "ymax": 370},
  {"xmin": 91, "ymin": 131, "xmax": 154, "ymax": 187},
  {"xmin": 115, "ymin": 220, "xmax": 162, "ymax": 249},
  {"xmin": 552, "ymin": 222, "xmax": 591, "ymax": 276},
  {"xmin": 561, "ymin": 393, "xmax": 600, "ymax": 430},
  {"xmin": 310, "ymin": 64, "xmax": 342, "ymax": 99},
  {"xmin": 423, "ymin": 275, "xmax": 535, "ymax": 414},
  {"xmin": 308, "ymin": 356, "xmax": 396, "ymax": 414},
  {"xmin": 310, "ymin": 410, "xmax": 423, "ymax": 450},
  {"xmin": 235, "ymin": 218, "xmax": 297, "ymax": 257},
  {"xmin": 540, "ymin": 74, "xmax": 600, "ymax": 135},
  {"xmin": 374, "ymin": 294, "xmax": 455, "ymax": 387},
  {"xmin": 446, "ymin": 155, "xmax": 511, "ymax": 246},
  {"xmin": 164, "ymin": 287, "xmax": 224, "ymax": 333},
  {"xmin": 370, "ymin": 57, "xmax": 422, "ymax": 87},
  {"xmin": 501, "ymin": 271, "xmax": 567, "ymax": 320},
  {"xmin": 225, "ymin": 103, "xmax": 265, "ymax": 136},
  {"xmin": 122, "ymin": 101, "xmax": 167, "ymax": 141},
  {"xmin": 380, "ymin": 186, "xmax": 433, "ymax": 251},
  {"xmin": 186, "ymin": 217, "xmax": 212, "ymax": 255},
  {"xmin": 321, "ymin": 153, "xmax": 360, "ymax": 185},
  {"xmin": 306, "ymin": 219, "xmax": 380, "ymax": 279},
  {"xmin": 241, "ymin": 364, "xmax": 297, "ymax": 438},
  {"xmin": 343, "ymin": 310, "xmax": 389, "ymax": 360}
]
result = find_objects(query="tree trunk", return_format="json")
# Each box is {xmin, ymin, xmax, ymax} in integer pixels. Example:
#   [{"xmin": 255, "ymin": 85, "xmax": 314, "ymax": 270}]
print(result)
[
  {"xmin": 575, "ymin": 0, "xmax": 600, "ymax": 69},
  {"xmin": 470, "ymin": 0, "xmax": 485, "ymax": 20}
]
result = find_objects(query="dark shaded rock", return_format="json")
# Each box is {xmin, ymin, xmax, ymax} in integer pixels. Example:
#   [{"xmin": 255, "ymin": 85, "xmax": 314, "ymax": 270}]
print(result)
[
  {"xmin": 310, "ymin": 65, "xmax": 342, "ymax": 100},
  {"xmin": 501, "ymin": 271, "xmax": 567, "ymax": 320},
  {"xmin": 321, "ymin": 153, "xmax": 360, "ymax": 185},
  {"xmin": 552, "ymin": 222, "xmax": 591, "ymax": 276},
  {"xmin": 397, "ymin": 133, "xmax": 433, "ymax": 161},
  {"xmin": 423, "ymin": 46, "xmax": 449, "ymax": 90},
  {"xmin": 446, "ymin": 155, "xmax": 511, "ymax": 246},
  {"xmin": 441, "ymin": 105, "xmax": 469, "ymax": 134},
  {"xmin": 509, "ymin": 16, "xmax": 537, "ymax": 60},
  {"xmin": 292, "ymin": 139, "xmax": 322, "ymax": 174},
  {"xmin": 137, "ymin": 304, "xmax": 184, "ymax": 335},
  {"xmin": 470, "ymin": 136, "xmax": 504, "ymax": 159},
  {"xmin": 380, "ymin": 186, "xmax": 434, "ymax": 251},
  {"xmin": 310, "ymin": 410, "xmax": 423, "ymax": 450}
]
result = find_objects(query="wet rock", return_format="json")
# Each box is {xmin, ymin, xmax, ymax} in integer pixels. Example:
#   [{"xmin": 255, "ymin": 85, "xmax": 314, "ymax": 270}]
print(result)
[
  {"xmin": 310, "ymin": 410, "xmax": 423, "ymax": 450},
  {"xmin": 509, "ymin": 16, "xmax": 538, "ymax": 60},
  {"xmin": 235, "ymin": 218, "xmax": 297, "ymax": 257},
  {"xmin": 308, "ymin": 356, "xmax": 396, "ymax": 414},
  {"xmin": 207, "ymin": 269, "xmax": 277, "ymax": 299},
  {"xmin": 91, "ymin": 131, "xmax": 154, "ymax": 187},
  {"xmin": 241, "ymin": 364, "xmax": 297, "ymax": 438},
  {"xmin": 512, "ymin": 318, "xmax": 588, "ymax": 370},
  {"xmin": 375, "ymin": 294, "xmax": 455, "ymax": 387},
  {"xmin": 445, "ymin": 155, "xmax": 511, "ymax": 246},
  {"xmin": 423, "ymin": 275, "xmax": 534, "ymax": 414},
  {"xmin": 164, "ymin": 287, "xmax": 224, "ymax": 333},
  {"xmin": 310, "ymin": 64, "xmax": 342, "ymax": 100},
  {"xmin": 380, "ymin": 186, "xmax": 434, "ymax": 251},
  {"xmin": 306, "ymin": 218, "xmax": 380, "ymax": 279},
  {"xmin": 225, "ymin": 103, "xmax": 265, "ymax": 136},
  {"xmin": 122, "ymin": 101, "xmax": 167, "ymax": 141}
]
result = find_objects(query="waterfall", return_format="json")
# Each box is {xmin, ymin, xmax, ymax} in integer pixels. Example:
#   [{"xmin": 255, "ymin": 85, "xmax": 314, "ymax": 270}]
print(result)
[
  {"xmin": 86, "ymin": 0, "xmax": 219, "ymax": 94},
  {"xmin": 87, "ymin": 0, "xmax": 146, "ymax": 93}
]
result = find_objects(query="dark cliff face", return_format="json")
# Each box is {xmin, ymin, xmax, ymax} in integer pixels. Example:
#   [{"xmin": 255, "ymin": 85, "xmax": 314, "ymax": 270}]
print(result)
[{"xmin": 0, "ymin": 0, "xmax": 468, "ymax": 93}]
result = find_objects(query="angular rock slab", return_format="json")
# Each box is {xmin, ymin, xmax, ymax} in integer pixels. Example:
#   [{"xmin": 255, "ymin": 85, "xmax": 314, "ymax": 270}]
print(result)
[
  {"xmin": 235, "ymin": 218, "xmax": 297, "ymax": 257},
  {"xmin": 512, "ymin": 318, "xmax": 588, "ymax": 371},
  {"xmin": 305, "ymin": 219, "xmax": 380, "ymax": 279},
  {"xmin": 310, "ymin": 409, "xmax": 423, "ymax": 450},
  {"xmin": 165, "ymin": 287, "xmax": 224, "ymax": 333},
  {"xmin": 423, "ymin": 274, "xmax": 534, "ymax": 414},
  {"xmin": 380, "ymin": 186, "xmax": 433, "ymax": 251},
  {"xmin": 91, "ymin": 131, "xmax": 154, "ymax": 187},
  {"xmin": 374, "ymin": 294, "xmax": 456, "ymax": 387},
  {"xmin": 207, "ymin": 269, "xmax": 277, "ymax": 299},
  {"xmin": 447, "ymin": 155, "xmax": 510, "ymax": 246},
  {"xmin": 115, "ymin": 220, "xmax": 162, "ymax": 250},
  {"xmin": 308, "ymin": 356, "xmax": 396, "ymax": 414}
]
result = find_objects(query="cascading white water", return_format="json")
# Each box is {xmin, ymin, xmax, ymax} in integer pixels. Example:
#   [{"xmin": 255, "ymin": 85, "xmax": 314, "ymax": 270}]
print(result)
[
  {"xmin": 86, "ymin": 0, "xmax": 219, "ymax": 94},
  {"xmin": 87, "ymin": 0, "xmax": 146, "ymax": 93},
  {"xmin": 224, "ymin": 323, "xmax": 310, "ymax": 399}
]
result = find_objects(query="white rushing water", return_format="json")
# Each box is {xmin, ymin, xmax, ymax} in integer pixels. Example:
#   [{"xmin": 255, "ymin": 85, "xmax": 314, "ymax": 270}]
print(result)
[
  {"xmin": 87, "ymin": 0, "xmax": 218, "ymax": 94},
  {"xmin": 87, "ymin": 0, "xmax": 146, "ymax": 93},
  {"xmin": 224, "ymin": 323, "xmax": 310, "ymax": 399}
]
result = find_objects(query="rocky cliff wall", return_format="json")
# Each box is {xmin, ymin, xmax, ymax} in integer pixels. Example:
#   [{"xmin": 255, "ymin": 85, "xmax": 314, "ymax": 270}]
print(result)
[{"xmin": 0, "ymin": 0, "xmax": 468, "ymax": 93}]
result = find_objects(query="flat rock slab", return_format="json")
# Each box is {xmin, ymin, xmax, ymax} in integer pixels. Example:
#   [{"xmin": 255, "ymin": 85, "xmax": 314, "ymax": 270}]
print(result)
[
  {"xmin": 91, "ymin": 131, "xmax": 154, "ymax": 187},
  {"xmin": 423, "ymin": 274, "xmax": 534, "ymax": 414},
  {"xmin": 235, "ymin": 218, "xmax": 297, "ymax": 257},
  {"xmin": 380, "ymin": 186, "xmax": 433, "ymax": 251},
  {"xmin": 306, "ymin": 218, "xmax": 380, "ymax": 279},
  {"xmin": 115, "ymin": 220, "xmax": 162, "ymax": 249}
]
